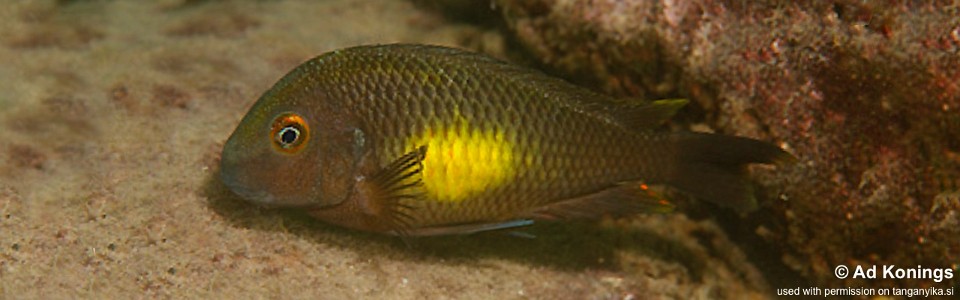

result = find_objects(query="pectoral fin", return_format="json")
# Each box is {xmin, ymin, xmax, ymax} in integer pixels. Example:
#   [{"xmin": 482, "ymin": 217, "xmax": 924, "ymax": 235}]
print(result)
[
  {"xmin": 365, "ymin": 145, "xmax": 429, "ymax": 236},
  {"xmin": 525, "ymin": 181, "xmax": 675, "ymax": 221}
]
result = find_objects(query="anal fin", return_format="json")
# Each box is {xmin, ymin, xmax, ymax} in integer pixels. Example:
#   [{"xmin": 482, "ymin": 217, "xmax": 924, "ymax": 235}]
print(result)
[{"xmin": 525, "ymin": 181, "xmax": 674, "ymax": 221}]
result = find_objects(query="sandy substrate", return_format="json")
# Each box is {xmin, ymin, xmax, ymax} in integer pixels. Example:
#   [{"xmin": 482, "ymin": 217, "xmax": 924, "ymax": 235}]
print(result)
[{"xmin": 1, "ymin": 1, "xmax": 772, "ymax": 298}]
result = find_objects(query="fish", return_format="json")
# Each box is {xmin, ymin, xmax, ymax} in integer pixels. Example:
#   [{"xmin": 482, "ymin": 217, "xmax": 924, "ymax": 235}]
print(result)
[{"xmin": 219, "ymin": 44, "xmax": 795, "ymax": 236}]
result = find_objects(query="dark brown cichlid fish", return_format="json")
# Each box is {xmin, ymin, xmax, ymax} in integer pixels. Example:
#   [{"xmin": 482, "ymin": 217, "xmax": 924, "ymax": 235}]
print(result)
[{"xmin": 220, "ymin": 44, "xmax": 794, "ymax": 236}]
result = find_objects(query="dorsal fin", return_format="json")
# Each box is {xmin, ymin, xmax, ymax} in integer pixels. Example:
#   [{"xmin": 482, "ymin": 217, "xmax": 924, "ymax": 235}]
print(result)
[
  {"xmin": 604, "ymin": 98, "xmax": 689, "ymax": 130},
  {"xmin": 423, "ymin": 47, "xmax": 687, "ymax": 131},
  {"xmin": 523, "ymin": 72, "xmax": 689, "ymax": 131}
]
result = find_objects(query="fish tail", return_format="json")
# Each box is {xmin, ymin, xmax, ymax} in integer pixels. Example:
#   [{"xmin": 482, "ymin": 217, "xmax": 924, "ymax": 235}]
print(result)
[{"xmin": 665, "ymin": 132, "xmax": 796, "ymax": 212}]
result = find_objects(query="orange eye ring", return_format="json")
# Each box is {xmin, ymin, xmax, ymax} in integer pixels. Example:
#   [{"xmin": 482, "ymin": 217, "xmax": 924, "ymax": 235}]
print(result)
[{"xmin": 270, "ymin": 113, "xmax": 309, "ymax": 153}]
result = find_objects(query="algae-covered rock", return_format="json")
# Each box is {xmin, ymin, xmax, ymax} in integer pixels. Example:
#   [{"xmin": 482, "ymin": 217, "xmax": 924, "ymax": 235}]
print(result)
[{"xmin": 498, "ymin": 0, "xmax": 960, "ymax": 289}]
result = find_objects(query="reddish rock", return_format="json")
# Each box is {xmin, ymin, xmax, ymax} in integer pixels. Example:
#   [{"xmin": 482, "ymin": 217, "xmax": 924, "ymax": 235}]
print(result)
[{"xmin": 498, "ymin": 0, "xmax": 959, "ymax": 288}]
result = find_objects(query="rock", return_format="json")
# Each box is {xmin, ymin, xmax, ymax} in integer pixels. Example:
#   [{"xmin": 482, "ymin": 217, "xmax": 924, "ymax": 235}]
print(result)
[{"xmin": 498, "ymin": 0, "xmax": 959, "ymax": 288}]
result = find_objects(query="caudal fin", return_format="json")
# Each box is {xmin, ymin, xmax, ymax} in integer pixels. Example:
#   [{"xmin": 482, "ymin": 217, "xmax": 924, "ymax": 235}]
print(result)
[{"xmin": 666, "ymin": 132, "xmax": 795, "ymax": 212}]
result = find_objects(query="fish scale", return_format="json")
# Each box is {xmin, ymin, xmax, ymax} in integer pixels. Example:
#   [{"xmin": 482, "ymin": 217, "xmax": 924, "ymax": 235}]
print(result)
[
  {"xmin": 333, "ymin": 54, "xmax": 638, "ymax": 224},
  {"xmin": 220, "ymin": 44, "xmax": 794, "ymax": 235}
]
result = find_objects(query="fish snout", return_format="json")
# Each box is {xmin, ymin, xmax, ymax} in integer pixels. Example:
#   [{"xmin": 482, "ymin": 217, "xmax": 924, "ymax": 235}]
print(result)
[{"xmin": 219, "ymin": 150, "xmax": 279, "ymax": 206}]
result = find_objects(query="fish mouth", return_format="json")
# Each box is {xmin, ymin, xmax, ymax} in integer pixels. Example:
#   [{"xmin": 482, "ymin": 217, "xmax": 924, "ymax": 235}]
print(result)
[
  {"xmin": 219, "ymin": 168, "xmax": 321, "ymax": 209},
  {"xmin": 219, "ymin": 166, "xmax": 278, "ymax": 206},
  {"xmin": 222, "ymin": 180, "xmax": 276, "ymax": 206}
]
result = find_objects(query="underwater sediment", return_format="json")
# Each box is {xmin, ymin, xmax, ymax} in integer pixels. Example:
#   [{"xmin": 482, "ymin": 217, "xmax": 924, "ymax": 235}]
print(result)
[{"xmin": 0, "ymin": 0, "xmax": 803, "ymax": 298}]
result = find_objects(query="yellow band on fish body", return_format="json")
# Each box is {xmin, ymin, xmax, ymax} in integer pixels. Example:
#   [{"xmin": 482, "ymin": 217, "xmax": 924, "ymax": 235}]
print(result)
[{"xmin": 404, "ymin": 120, "xmax": 516, "ymax": 203}]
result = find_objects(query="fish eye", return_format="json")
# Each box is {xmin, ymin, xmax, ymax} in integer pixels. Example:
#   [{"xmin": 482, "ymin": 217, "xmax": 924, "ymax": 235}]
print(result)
[
  {"xmin": 270, "ymin": 113, "xmax": 309, "ymax": 153},
  {"xmin": 277, "ymin": 126, "xmax": 300, "ymax": 145}
]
